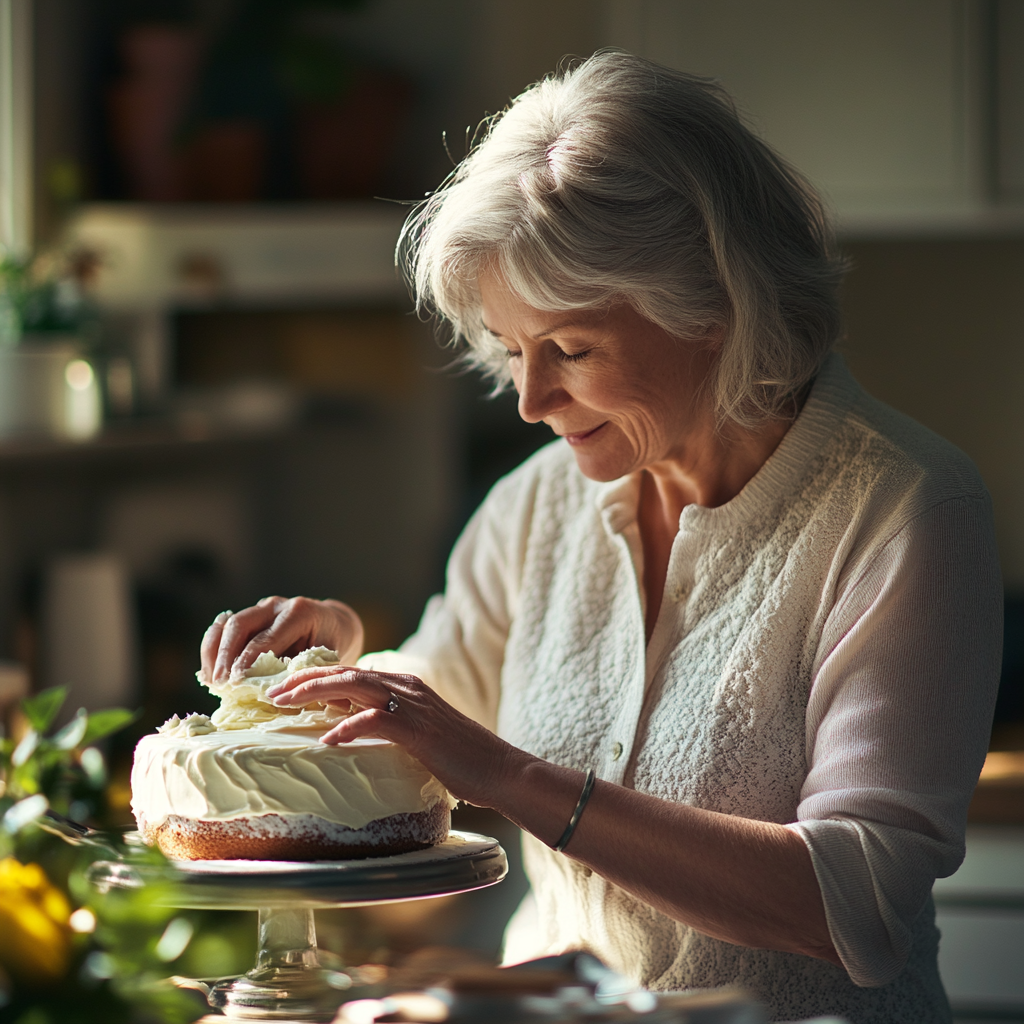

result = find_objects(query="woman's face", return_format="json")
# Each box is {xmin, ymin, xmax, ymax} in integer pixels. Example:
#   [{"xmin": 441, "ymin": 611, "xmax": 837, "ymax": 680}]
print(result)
[{"xmin": 479, "ymin": 270, "xmax": 719, "ymax": 482}]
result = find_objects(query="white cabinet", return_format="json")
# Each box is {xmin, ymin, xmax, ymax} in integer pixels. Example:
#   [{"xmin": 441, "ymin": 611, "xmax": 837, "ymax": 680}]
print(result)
[{"xmin": 602, "ymin": 0, "xmax": 1024, "ymax": 233}]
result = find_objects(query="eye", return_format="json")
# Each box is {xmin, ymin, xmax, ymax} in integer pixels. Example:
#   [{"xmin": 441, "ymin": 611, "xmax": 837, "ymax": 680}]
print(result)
[
  {"xmin": 558, "ymin": 349, "xmax": 590, "ymax": 363},
  {"xmin": 503, "ymin": 348, "xmax": 522, "ymax": 360}
]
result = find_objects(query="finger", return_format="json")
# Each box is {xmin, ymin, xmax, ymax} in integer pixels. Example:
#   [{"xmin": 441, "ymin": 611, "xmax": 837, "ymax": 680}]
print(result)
[
  {"xmin": 200, "ymin": 611, "xmax": 231, "ymax": 683},
  {"xmin": 270, "ymin": 669, "xmax": 391, "ymax": 709},
  {"xmin": 231, "ymin": 596, "xmax": 322, "ymax": 678},
  {"xmin": 321, "ymin": 707, "xmax": 404, "ymax": 746},
  {"xmin": 213, "ymin": 599, "xmax": 281, "ymax": 682},
  {"xmin": 297, "ymin": 668, "xmax": 418, "ymax": 707},
  {"xmin": 264, "ymin": 664, "xmax": 348, "ymax": 698}
]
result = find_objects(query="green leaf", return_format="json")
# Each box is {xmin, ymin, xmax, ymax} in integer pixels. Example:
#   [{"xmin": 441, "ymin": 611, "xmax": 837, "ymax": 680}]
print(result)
[
  {"xmin": 81, "ymin": 707, "xmax": 139, "ymax": 746},
  {"xmin": 10, "ymin": 758, "xmax": 40, "ymax": 797},
  {"xmin": 11, "ymin": 727, "xmax": 39, "ymax": 766},
  {"xmin": 80, "ymin": 745, "xmax": 107, "ymax": 787},
  {"xmin": 52, "ymin": 707, "xmax": 89, "ymax": 749},
  {"xmin": 2, "ymin": 792, "xmax": 48, "ymax": 832},
  {"xmin": 22, "ymin": 685, "xmax": 67, "ymax": 732}
]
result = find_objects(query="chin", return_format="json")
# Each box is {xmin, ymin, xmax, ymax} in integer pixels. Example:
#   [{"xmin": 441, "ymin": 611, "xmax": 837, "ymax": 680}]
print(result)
[{"xmin": 569, "ymin": 450, "xmax": 635, "ymax": 483}]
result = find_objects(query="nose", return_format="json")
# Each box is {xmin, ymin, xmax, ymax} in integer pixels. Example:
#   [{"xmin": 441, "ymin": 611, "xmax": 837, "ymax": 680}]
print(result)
[{"xmin": 516, "ymin": 352, "xmax": 570, "ymax": 424}]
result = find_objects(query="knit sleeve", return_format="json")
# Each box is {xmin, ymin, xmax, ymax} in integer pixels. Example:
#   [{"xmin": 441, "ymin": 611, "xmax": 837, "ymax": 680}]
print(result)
[
  {"xmin": 787, "ymin": 494, "xmax": 1002, "ymax": 988},
  {"xmin": 357, "ymin": 469, "xmax": 527, "ymax": 733}
]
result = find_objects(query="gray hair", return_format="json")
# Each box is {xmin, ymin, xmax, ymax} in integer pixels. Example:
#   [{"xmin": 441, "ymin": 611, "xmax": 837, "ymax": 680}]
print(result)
[{"xmin": 399, "ymin": 50, "xmax": 846, "ymax": 427}]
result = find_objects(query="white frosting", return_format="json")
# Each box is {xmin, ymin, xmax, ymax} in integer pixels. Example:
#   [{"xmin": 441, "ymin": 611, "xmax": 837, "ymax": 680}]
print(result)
[
  {"xmin": 131, "ymin": 731, "xmax": 453, "ymax": 830},
  {"xmin": 131, "ymin": 647, "xmax": 454, "ymax": 831},
  {"xmin": 158, "ymin": 713, "xmax": 217, "ymax": 738},
  {"xmin": 203, "ymin": 646, "xmax": 353, "ymax": 733}
]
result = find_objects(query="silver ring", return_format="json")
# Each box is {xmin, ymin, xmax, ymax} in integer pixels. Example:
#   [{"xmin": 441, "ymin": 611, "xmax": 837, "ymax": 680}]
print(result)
[{"xmin": 385, "ymin": 694, "xmax": 399, "ymax": 714}]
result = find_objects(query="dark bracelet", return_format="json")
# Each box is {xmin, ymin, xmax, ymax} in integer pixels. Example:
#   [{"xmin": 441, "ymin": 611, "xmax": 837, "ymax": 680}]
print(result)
[{"xmin": 552, "ymin": 768, "xmax": 597, "ymax": 853}]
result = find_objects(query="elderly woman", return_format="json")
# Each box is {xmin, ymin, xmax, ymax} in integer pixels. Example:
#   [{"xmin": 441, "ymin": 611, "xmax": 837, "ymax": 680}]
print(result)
[{"xmin": 203, "ymin": 53, "xmax": 1002, "ymax": 1023}]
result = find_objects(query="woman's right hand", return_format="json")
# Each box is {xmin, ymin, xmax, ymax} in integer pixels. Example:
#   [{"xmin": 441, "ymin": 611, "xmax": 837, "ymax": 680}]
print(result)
[{"xmin": 200, "ymin": 596, "xmax": 364, "ymax": 685}]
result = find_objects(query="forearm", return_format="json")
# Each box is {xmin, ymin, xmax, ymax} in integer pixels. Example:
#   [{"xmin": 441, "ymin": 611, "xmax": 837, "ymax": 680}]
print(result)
[
  {"xmin": 491, "ymin": 753, "xmax": 840, "ymax": 966},
  {"xmin": 272, "ymin": 667, "xmax": 839, "ymax": 967}
]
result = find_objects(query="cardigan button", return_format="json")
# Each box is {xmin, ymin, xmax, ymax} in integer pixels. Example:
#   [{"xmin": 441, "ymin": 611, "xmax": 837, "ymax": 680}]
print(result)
[{"xmin": 611, "ymin": 741, "xmax": 623, "ymax": 761}]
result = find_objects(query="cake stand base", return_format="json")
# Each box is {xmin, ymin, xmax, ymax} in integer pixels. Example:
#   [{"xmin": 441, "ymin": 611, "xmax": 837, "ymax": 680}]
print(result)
[
  {"xmin": 92, "ymin": 832, "xmax": 508, "ymax": 1023},
  {"xmin": 206, "ymin": 907, "xmax": 345, "ymax": 1021}
]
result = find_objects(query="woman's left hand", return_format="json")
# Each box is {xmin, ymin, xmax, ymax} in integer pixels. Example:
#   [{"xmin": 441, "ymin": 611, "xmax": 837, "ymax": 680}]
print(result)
[{"xmin": 266, "ymin": 667, "xmax": 518, "ymax": 808}]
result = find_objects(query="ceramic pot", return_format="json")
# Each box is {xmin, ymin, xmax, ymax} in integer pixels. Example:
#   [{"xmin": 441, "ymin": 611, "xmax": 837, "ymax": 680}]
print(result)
[{"xmin": 0, "ymin": 335, "xmax": 102, "ymax": 441}]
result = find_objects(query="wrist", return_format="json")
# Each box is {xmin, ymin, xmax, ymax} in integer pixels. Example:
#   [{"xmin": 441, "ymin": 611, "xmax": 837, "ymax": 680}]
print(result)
[
  {"xmin": 552, "ymin": 768, "xmax": 596, "ymax": 852},
  {"xmin": 460, "ymin": 734, "xmax": 533, "ymax": 810},
  {"xmin": 490, "ymin": 755, "xmax": 589, "ymax": 849},
  {"xmin": 326, "ymin": 601, "xmax": 364, "ymax": 663}
]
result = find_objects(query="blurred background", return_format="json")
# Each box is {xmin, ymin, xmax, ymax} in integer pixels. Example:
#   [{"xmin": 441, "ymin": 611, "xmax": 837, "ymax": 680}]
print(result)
[{"xmin": 0, "ymin": 0, "xmax": 1023, "ymax": 1018}]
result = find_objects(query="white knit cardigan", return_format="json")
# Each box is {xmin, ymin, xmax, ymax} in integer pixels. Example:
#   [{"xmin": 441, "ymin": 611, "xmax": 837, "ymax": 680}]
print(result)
[{"xmin": 362, "ymin": 355, "xmax": 1002, "ymax": 1023}]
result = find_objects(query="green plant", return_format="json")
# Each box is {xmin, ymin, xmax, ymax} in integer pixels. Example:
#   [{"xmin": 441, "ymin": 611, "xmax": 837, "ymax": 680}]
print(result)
[
  {"xmin": 0, "ymin": 250, "xmax": 98, "ymax": 348},
  {"xmin": 0, "ymin": 687, "xmax": 243, "ymax": 1024},
  {"xmin": 0, "ymin": 687, "xmax": 136, "ymax": 854}
]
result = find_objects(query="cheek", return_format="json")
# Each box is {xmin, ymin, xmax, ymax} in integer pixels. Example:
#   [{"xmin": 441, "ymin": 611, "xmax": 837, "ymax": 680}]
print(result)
[
  {"xmin": 616, "ymin": 408, "xmax": 666, "ymax": 450},
  {"xmin": 589, "ymin": 368, "xmax": 663, "ymax": 421},
  {"xmin": 595, "ymin": 376, "xmax": 680, "ymax": 448}
]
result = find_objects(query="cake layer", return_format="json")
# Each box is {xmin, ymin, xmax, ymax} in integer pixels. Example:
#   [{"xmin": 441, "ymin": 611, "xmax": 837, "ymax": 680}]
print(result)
[
  {"xmin": 131, "ymin": 726, "xmax": 455, "ymax": 832},
  {"xmin": 143, "ymin": 803, "xmax": 451, "ymax": 861}
]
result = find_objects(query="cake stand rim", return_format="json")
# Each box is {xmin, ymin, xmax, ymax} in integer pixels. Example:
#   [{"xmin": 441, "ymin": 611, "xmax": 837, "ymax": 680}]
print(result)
[
  {"xmin": 88, "ymin": 830, "xmax": 509, "ymax": 910},
  {"xmin": 168, "ymin": 829, "xmax": 499, "ymax": 873}
]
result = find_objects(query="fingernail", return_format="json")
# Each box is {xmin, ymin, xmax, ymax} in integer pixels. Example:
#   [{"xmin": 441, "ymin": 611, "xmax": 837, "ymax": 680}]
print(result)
[{"xmin": 265, "ymin": 682, "xmax": 284, "ymax": 696}]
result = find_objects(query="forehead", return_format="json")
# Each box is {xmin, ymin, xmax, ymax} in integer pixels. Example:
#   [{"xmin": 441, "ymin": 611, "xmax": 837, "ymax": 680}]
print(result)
[{"xmin": 478, "ymin": 269, "xmax": 613, "ymax": 334}]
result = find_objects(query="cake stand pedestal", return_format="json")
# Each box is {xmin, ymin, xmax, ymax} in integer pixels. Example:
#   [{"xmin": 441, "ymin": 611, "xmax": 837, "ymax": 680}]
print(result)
[{"xmin": 89, "ymin": 830, "xmax": 507, "ymax": 1022}]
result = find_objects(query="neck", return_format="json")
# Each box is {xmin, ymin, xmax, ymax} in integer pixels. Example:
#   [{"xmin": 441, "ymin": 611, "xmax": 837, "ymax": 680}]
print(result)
[{"xmin": 642, "ymin": 415, "xmax": 793, "ymax": 531}]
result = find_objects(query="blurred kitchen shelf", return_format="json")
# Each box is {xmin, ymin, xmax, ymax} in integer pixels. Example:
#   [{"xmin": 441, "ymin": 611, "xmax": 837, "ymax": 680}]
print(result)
[
  {"xmin": 0, "ymin": 411, "xmax": 372, "ymax": 470},
  {"xmin": 64, "ymin": 202, "xmax": 411, "ymax": 310}
]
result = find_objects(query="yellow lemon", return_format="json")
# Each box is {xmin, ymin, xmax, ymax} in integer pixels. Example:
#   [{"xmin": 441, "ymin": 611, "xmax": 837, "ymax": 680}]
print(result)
[{"xmin": 0, "ymin": 858, "xmax": 72, "ymax": 982}]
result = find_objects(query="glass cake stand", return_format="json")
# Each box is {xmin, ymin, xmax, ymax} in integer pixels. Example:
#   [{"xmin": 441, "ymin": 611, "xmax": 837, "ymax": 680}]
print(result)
[{"xmin": 89, "ymin": 830, "xmax": 508, "ymax": 1022}]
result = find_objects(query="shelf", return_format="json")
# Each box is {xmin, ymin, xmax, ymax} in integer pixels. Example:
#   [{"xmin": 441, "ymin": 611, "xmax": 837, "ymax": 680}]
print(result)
[
  {"xmin": 0, "ymin": 405, "xmax": 372, "ymax": 472},
  {"xmin": 64, "ymin": 201, "xmax": 1024, "ymax": 319},
  {"xmin": 64, "ymin": 202, "xmax": 411, "ymax": 310}
]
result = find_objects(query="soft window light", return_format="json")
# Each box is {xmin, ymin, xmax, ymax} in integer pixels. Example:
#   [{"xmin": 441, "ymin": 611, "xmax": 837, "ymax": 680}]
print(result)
[
  {"xmin": 63, "ymin": 359, "xmax": 101, "ymax": 440},
  {"xmin": 64, "ymin": 359, "xmax": 94, "ymax": 390}
]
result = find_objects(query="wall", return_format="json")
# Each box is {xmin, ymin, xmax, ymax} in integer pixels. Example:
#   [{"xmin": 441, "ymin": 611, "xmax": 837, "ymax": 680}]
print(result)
[{"xmin": 841, "ymin": 240, "xmax": 1024, "ymax": 590}]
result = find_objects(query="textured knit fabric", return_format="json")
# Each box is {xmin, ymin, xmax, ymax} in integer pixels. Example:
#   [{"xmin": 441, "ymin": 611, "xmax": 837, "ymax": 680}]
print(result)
[{"xmin": 361, "ymin": 355, "xmax": 1002, "ymax": 1023}]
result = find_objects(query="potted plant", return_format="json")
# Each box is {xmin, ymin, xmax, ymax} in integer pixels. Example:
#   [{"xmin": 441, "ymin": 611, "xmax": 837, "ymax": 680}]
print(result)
[{"xmin": 0, "ymin": 248, "xmax": 103, "ymax": 442}]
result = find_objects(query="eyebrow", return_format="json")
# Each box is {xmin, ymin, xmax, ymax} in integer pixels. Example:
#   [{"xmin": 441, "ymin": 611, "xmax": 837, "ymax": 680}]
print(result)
[{"xmin": 483, "ymin": 316, "xmax": 601, "ymax": 340}]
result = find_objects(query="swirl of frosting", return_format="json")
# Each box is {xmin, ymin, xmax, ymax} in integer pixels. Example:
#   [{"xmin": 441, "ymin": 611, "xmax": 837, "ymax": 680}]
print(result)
[
  {"xmin": 201, "ymin": 646, "xmax": 351, "ymax": 734},
  {"xmin": 158, "ymin": 713, "xmax": 216, "ymax": 738}
]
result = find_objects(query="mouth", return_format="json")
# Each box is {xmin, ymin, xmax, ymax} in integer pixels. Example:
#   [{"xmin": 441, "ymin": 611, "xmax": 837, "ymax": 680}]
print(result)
[{"xmin": 560, "ymin": 423, "xmax": 607, "ymax": 446}]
